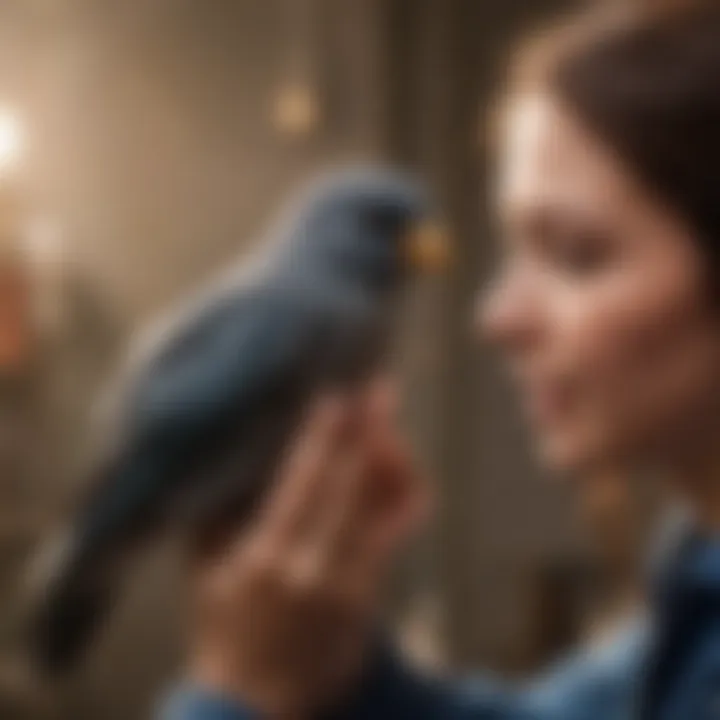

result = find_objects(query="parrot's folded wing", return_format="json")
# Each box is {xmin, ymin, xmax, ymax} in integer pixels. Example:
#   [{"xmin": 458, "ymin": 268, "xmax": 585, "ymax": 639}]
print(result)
[
  {"xmin": 29, "ymin": 296, "xmax": 319, "ymax": 675},
  {"xmin": 79, "ymin": 294, "xmax": 317, "ymax": 547}
]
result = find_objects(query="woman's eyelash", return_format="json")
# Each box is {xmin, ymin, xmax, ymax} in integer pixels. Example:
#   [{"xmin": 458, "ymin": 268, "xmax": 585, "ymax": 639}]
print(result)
[{"xmin": 551, "ymin": 236, "xmax": 612, "ymax": 272}]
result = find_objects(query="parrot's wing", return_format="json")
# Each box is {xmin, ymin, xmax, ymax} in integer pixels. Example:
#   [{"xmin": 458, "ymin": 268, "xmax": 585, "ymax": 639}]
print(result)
[
  {"xmin": 133, "ymin": 293, "xmax": 308, "ymax": 441},
  {"xmin": 28, "ymin": 291, "xmax": 320, "ymax": 677},
  {"xmin": 87, "ymin": 249, "xmax": 274, "ymax": 462},
  {"xmin": 79, "ymin": 291, "xmax": 318, "ymax": 546}
]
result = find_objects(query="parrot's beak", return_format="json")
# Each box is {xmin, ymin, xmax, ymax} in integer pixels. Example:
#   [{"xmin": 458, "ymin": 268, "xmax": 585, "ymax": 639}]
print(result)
[{"xmin": 404, "ymin": 221, "xmax": 452, "ymax": 273}]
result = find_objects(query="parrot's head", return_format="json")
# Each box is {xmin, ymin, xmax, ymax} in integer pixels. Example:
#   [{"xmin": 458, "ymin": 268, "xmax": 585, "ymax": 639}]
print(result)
[{"xmin": 285, "ymin": 167, "xmax": 450, "ymax": 293}]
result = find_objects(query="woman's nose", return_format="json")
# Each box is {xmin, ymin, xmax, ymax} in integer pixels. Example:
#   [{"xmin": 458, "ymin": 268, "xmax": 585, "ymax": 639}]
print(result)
[{"xmin": 474, "ymin": 272, "xmax": 540, "ymax": 352}]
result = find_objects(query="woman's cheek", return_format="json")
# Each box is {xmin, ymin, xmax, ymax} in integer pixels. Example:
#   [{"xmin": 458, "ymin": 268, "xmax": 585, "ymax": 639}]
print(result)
[
  {"xmin": 546, "ymin": 295, "xmax": 637, "ymax": 465},
  {"xmin": 561, "ymin": 276, "xmax": 718, "ymax": 463}
]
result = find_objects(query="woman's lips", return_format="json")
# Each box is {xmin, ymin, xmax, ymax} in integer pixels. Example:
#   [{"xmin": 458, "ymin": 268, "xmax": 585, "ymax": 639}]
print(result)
[{"xmin": 523, "ymin": 382, "xmax": 574, "ymax": 427}]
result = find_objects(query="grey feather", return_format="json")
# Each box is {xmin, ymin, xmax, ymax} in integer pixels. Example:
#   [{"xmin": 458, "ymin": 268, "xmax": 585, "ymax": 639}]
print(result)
[{"xmin": 29, "ymin": 166, "xmax": 431, "ymax": 674}]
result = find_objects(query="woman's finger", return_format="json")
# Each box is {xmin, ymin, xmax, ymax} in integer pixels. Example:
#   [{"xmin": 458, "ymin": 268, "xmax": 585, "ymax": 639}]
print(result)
[
  {"xmin": 356, "ymin": 430, "xmax": 433, "ymax": 573},
  {"xmin": 308, "ymin": 378, "xmax": 395, "ymax": 554},
  {"xmin": 304, "ymin": 438, "xmax": 367, "ymax": 569},
  {"xmin": 306, "ymin": 378, "xmax": 412, "ymax": 574},
  {"xmin": 258, "ymin": 394, "xmax": 348, "ymax": 547}
]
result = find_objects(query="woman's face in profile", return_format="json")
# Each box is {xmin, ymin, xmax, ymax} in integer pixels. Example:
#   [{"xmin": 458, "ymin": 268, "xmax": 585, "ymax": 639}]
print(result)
[{"xmin": 481, "ymin": 93, "xmax": 720, "ymax": 475}]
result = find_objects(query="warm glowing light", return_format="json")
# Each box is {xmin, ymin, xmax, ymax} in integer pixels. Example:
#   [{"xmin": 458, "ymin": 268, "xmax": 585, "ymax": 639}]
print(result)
[
  {"xmin": 272, "ymin": 83, "xmax": 320, "ymax": 139},
  {"xmin": 0, "ymin": 109, "xmax": 24, "ymax": 174}
]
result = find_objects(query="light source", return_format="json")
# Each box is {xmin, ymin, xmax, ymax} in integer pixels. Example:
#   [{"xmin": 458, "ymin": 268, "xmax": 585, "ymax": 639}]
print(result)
[
  {"xmin": 272, "ymin": 0, "xmax": 322, "ymax": 140},
  {"xmin": 0, "ymin": 109, "xmax": 24, "ymax": 177}
]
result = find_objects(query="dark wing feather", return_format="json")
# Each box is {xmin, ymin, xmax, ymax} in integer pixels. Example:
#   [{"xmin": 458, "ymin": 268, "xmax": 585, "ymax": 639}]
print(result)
[{"xmin": 76, "ymin": 291, "xmax": 317, "ymax": 550}]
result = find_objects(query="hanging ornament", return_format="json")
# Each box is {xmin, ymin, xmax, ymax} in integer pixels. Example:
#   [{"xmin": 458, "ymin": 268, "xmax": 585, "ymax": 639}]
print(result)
[{"xmin": 272, "ymin": 0, "xmax": 322, "ymax": 140}]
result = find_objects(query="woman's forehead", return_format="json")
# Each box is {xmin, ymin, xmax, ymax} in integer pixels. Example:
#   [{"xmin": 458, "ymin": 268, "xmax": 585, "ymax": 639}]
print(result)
[{"xmin": 496, "ymin": 93, "xmax": 638, "ymax": 219}]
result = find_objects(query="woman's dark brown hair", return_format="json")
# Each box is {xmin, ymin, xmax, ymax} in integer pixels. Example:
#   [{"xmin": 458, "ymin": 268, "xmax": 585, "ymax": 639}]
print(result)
[{"xmin": 512, "ymin": 0, "xmax": 720, "ymax": 270}]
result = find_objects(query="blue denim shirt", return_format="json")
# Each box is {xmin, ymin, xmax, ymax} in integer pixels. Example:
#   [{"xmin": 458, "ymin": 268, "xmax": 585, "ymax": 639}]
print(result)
[{"xmin": 159, "ymin": 530, "xmax": 720, "ymax": 720}]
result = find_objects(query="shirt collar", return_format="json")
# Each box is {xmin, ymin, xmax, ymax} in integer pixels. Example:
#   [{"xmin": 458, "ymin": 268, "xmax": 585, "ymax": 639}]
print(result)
[{"xmin": 649, "ymin": 507, "xmax": 720, "ymax": 607}]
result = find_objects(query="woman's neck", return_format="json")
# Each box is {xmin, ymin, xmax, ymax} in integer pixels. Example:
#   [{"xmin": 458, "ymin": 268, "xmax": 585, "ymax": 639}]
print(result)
[{"xmin": 670, "ymin": 443, "xmax": 720, "ymax": 534}]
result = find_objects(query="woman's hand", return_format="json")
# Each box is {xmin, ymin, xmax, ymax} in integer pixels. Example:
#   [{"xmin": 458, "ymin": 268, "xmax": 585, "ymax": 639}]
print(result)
[{"xmin": 189, "ymin": 379, "xmax": 429, "ymax": 717}]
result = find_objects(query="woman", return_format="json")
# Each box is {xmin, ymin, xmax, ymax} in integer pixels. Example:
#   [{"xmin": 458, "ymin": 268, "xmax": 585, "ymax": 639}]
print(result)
[{"xmin": 163, "ymin": 2, "xmax": 720, "ymax": 718}]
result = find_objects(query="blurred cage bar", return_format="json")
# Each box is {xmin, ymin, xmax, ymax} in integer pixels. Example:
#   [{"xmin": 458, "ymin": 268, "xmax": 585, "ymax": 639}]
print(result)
[{"xmin": 0, "ymin": 0, "xmax": 612, "ymax": 718}]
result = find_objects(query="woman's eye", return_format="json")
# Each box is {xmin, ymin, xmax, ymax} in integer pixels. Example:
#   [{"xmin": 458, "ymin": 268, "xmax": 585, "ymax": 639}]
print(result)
[{"xmin": 549, "ymin": 235, "xmax": 613, "ymax": 275}]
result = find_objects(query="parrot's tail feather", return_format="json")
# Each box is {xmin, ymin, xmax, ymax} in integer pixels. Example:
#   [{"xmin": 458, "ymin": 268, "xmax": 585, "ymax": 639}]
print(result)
[{"xmin": 25, "ymin": 530, "xmax": 120, "ymax": 677}]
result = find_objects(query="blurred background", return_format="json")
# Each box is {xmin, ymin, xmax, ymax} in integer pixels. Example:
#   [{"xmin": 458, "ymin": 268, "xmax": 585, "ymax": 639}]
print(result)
[{"xmin": 0, "ymin": 0, "xmax": 658, "ymax": 717}]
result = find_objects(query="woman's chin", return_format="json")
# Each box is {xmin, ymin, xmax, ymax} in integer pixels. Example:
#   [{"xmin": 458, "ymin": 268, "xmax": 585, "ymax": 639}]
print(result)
[{"xmin": 532, "ymin": 432, "xmax": 620, "ymax": 478}]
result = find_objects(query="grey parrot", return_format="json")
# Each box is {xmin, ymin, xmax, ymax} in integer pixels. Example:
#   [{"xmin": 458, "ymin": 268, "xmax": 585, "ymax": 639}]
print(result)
[{"xmin": 28, "ymin": 167, "xmax": 448, "ymax": 676}]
